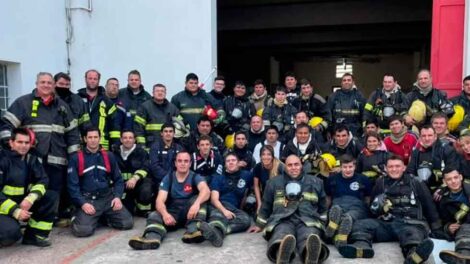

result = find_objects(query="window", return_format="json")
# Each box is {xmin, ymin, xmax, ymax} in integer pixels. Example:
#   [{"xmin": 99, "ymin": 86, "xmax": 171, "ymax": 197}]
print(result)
[
  {"xmin": 0, "ymin": 64, "xmax": 8, "ymax": 116},
  {"xmin": 336, "ymin": 59, "xmax": 353, "ymax": 78}
]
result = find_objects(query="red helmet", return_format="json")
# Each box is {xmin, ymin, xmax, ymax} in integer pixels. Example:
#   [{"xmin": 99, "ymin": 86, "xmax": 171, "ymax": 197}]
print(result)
[{"xmin": 202, "ymin": 105, "xmax": 218, "ymax": 121}]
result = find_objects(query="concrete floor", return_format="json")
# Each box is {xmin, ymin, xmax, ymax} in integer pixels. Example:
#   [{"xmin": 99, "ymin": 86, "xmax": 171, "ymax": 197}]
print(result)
[{"xmin": 0, "ymin": 217, "xmax": 453, "ymax": 264}]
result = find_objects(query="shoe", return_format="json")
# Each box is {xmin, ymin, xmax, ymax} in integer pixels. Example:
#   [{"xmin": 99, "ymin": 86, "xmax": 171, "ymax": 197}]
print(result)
[
  {"xmin": 325, "ymin": 205, "xmax": 342, "ymax": 239},
  {"xmin": 199, "ymin": 222, "xmax": 223, "ymax": 247},
  {"xmin": 304, "ymin": 234, "xmax": 321, "ymax": 264},
  {"xmin": 128, "ymin": 233, "xmax": 161, "ymax": 250},
  {"xmin": 54, "ymin": 218, "xmax": 72, "ymax": 228},
  {"xmin": 182, "ymin": 230, "xmax": 205, "ymax": 244},
  {"xmin": 404, "ymin": 239, "xmax": 434, "ymax": 264},
  {"xmin": 22, "ymin": 235, "xmax": 51, "ymax": 247},
  {"xmin": 334, "ymin": 214, "xmax": 353, "ymax": 247},
  {"xmin": 277, "ymin": 234, "xmax": 296, "ymax": 264},
  {"xmin": 440, "ymin": 250, "xmax": 470, "ymax": 264},
  {"xmin": 338, "ymin": 242, "xmax": 374, "ymax": 259}
]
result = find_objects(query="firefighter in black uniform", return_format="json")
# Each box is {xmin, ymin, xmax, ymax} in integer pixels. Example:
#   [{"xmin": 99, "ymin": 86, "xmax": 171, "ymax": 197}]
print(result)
[
  {"xmin": 118, "ymin": 69, "xmax": 152, "ymax": 119},
  {"xmin": 404, "ymin": 69, "xmax": 454, "ymax": 127},
  {"xmin": 338, "ymin": 155, "xmax": 444, "ymax": 264},
  {"xmin": 451, "ymin": 75, "xmax": 470, "ymax": 114},
  {"xmin": 223, "ymin": 81, "xmax": 256, "ymax": 133},
  {"xmin": 78, "ymin": 69, "xmax": 120, "ymax": 150},
  {"xmin": 284, "ymin": 72, "xmax": 300, "ymax": 104},
  {"xmin": 134, "ymin": 83, "xmax": 180, "ymax": 149},
  {"xmin": 180, "ymin": 116, "xmax": 225, "ymax": 155},
  {"xmin": 292, "ymin": 79, "xmax": 329, "ymax": 131},
  {"xmin": 321, "ymin": 125, "xmax": 363, "ymax": 169},
  {"xmin": 191, "ymin": 135, "xmax": 223, "ymax": 184},
  {"xmin": 248, "ymin": 155, "xmax": 330, "ymax": 264},
  {"xmin": 437, "ymin": 169, "xmax": 470, "ymax": 263},
  {"xmin": 262, "ymin": 86, "xmax": 297, "ymax": 144},
  {"xmin": 326, "ymin": 73, "xmax": 366, "ymax": 138},
  {"xmin": 0, "ymin": 128, "xmax": 58, "ymax": 247},
  {"xmin": 363, "ymin": 74, "xmax": 408, "ymax": 135},
  {"xmin": 113, "ymin": 130, "xmax": 152, "ymax": 214},
  {"xmin": 67, "ymin": 127, "xmax": 133, "ymax": 237}
]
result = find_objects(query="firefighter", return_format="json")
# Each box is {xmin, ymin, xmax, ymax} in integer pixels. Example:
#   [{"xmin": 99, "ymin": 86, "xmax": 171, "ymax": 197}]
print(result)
[
  {"xmin": 78, "ymin": 69, "xmax": 120, "ymax": 150},
  {"xmin": 284, "ymin": 72, "xmax": 300, "ymax": 104},
  {"xmin": 406, "ymin": 125, "xmax": 459, "ymax": 194},
  {"xmin": 0, "ymin": 128, "xmax": 58, "ymax": 247},
  {"xmin": 171, "ymin": 73, "xmax": 214, "ymax": 131},
  {"xmin": 321, "ymin": 125, "xmax": 363, "ymax": 165},
  {"xmin": 118, "ymin": 69, "xmax": 152, "ymax": 119},
  {"xmin": 248, "ymin": 79, "xmax": 273, "ymax": 114},
  {"xmin": 248, "ymin": 155, "xmax": 330, "ymax": 264},
  {"xmin": 326, "ymin": 73, "xmax": 366, "ymax": 137},
  {"xmin": 149, "ymin": 123, "xmax": 184, "ymax": 187},
  {"xmin": 105, "ymin": 77, "xmax": 133, "ymax": 131},
  {"xmin": 338, "ymin": 155, "xmax": 445, "ymax": 263},
  {"xmin": 291, "ymin": 78, "xmax": 328, "ymax": 131},
  {"xmin": 134, "ymin": 83, "xmax": 180, "ymax": 149},
  {"xmin": 67, "ymin": 127, "xmax": 133, "ymax": 237},
  {"xmin": 0, "ymin": 72, "xmax": 80, "ymax": 214},
  {"xmin": 128, "ymin": 151, "xmax": 211, "ymax": 250},
  {"xmin": 223, "ymin": 131, "xmax": 255, "ymax": 171},
  {"xmin": 383, "ymin": 115, "xmax": 418, "ymax": 165},
  {"xmin": 363, "ymin": 74, "xmax": 408, "ymax": 134},
  {"xmin": 207, "ymin": 76, "xmax": 226, "ymax": 110},
  {"xmin": 113, "ymin": 130, "xmax": 153, "ymax": 215},
  {"xmin": 438, "ymin": 169, "xmax": 470, "ymax": 263},
  {"xmin": 247, "ymin": 115, "xmax": 266, "ymax": 152},
  {"xmin": 356, "ymin": 132, "xmax": 390, "ymax": 184},
  {"xmin": 451, "ymin": 75, "xmax": 470, "ymax": 115},
  {"xmin": 191, "ymin": 135, "xmax": 223, "ymax": 184},
  {"xmin": 456, "ymin": 129, "xmax": 470, "ymax": 181},
  {"xmin": 54, "ymin": 72, "xmax": 90, "ymax": 136},
  {"xmin": 181, "ymin": 116, "xmax": 225, "ymax": 155},
  {"xmin": 223, "ymin": 81, "xmax": 256, "ymax": 133},
  {"xmin": 262, "ymin": 86, "xmax": 297, "ymax": 143},
  {"xmin": 404, "ymin": 69, "xmax": 454, "ymax": 127},
  {"xmin": 201, "ymin": 153, "xmax": 253, "ymax": 247}
]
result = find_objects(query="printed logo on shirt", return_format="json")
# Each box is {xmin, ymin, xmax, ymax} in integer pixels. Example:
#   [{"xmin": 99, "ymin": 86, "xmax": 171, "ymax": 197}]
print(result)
[
  {"xmin": 350, "ymin": 182, "xmax": 360, "ymax": 191},
  {"xmin": 237, "ymin": 179, "xmax": 246, "ymax": 189},
  {"xmin": 184, "ymin": 183, "xmax": 193, "ymax": 193}
]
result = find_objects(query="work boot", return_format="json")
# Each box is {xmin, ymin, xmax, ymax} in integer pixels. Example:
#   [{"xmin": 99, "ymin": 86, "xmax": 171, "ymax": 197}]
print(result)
[
  {"xmin": 304, "ymin": 234, "xmax": 321, "ymax": 264},
  {"xmin": 128, "ymin": 232, "xmax": 161, "ymax": 250},
  {"xmin": 22, "ymin": 234, "xmax": 52, "ymax": 247},
  {"xmin": 199, "ymin": 222, "xmax": 223, "ymax": 247},
  {"xmin": 54, "ymin": 217, "xmax": 72, "ymax": 228},
  {"xmin": 338, "ymin": 240, "xmax": 374, "ymax": 259},
  {"xmin": 334, "ymin": 214, "xmax": 353, "ymax": 248},
  {"xmin": 182, "ymin": 230, "xmax": 205, "ymax": 244},
  {"xmin": 440, "ymin": 249, "xmax": 470, "ymax": 264},
  {"xmin": 325, "ymin": 205, "xmax": 342, "ymax": 240},
  {"xmin": 404, "ymin": 239, "xmax": 434, "ymax": 264},
  {"xmin": 277, "ymin": 234, "xmax": 296, "ymax": 264}
]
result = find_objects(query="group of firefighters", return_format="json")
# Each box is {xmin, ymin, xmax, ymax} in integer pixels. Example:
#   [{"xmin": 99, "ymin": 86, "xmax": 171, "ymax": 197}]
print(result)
[{"xmin": 2, "ymin": 68, "xmax": 470, "ymax": 264}]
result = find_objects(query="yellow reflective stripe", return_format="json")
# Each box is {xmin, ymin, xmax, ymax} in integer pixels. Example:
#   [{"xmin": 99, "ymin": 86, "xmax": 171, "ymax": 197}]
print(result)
[
  {"xmin": 328, "ymin": 221, "xmax": 338, "ymax": 230},
  {"xmin": 122, "ymin": 173, "xmax": 133, "ymax": 181},
  {"xmin": 455, "ymin": 204, "xmax": 470, "ymax": 222},
  {"xmin": 334, "ymin": 234, "xmax": 348, "ymax": 242},
  {"xmin": 180, "ymin": 108, "xmax": 204, "ymax": 114},
  {"xmin": 100, "ymin": 138, "xmax": 109, "ymax": 150},
  {"xmin": 410, "ymin": 252, "xmax": 423, "ymax": 264},
  {"xmin": 0, "ymin": 199, "xmax": 17, "ymax": 215},
  {"xmin": 64, "ymin": 119, "xmax": 78, "ymax": 132},
  {"xmin": 146, "ymin": 223, "xmax": 166, "ymax": 232},
  {"xmin": 136, "ymin": 136, "xmax": 146, "ymax": 144},
  {"xmin": 79, "ymin": 113, "xmax": 90, "ymax": 125},
  {"xmin": 109, "ymin": 131, "xmax": 121, "ymax": 139},
  {"xmin": 29, "ymin": 184, "xmax": 46, "ymax": 196},
  {"xmin": 3, "ymin": 185, "xmax": 25, "ymax": 196},
  {"xmin": 362, "ymin": 171, "xmax": 378, "ymax": 178},
  {"xmin": 134, "ymin": 115, "xmax": 147, "ymax": 126},
  {"xmin": 303, "ymin": 192, "xmax": 318, "ymax": 202},
  {"xmin": 136, "ymin": 203, "xmax": 151, "ymax": 210},
  {"xmin": 129, "ymin": 109, "xmax": 137, "ymax": 116},
  {"xmin": 209, "ymin": 220, "xmax": 227, "ymax": 233},
  {"xmin": 274, "ymin": 198, "xmax": 285, "ymax": 206},
  {"xmin": 364, "ymin": 103, "xmax": 373, "ymax": 111},
  {"xmin": 31, "ymin": 100, "xmax": 40, "ymax": 117},
  {"xmin": 256, "ymin": 216, "xmax": 267, "ymax": 226},
  {"xmin": 357, "ymin": 248, "xmax": 363, "ymax": 258},
  {"xmin": 108, "ymin": 105, "xmax": 117, "ymax": 115},
  {"xmin": 304, "ymin": 220, "xmax": 323, "ymax": 229},
  {"xmin": 198, "ymin": 207, "xmax": 207, "ymax": 216},
  {"xmin": 28, "ymin": 218, "xmax": 53, "ymax": 231},
  {"xmin": 145, "ymin": 124, "xmax": 163, "ymax": 131},
  {"xmin": 134, "ymin": 170, "xmax": 148, "ymax": 178}
]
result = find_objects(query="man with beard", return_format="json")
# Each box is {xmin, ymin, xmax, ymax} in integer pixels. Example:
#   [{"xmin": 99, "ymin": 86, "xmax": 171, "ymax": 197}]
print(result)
[
  {"xmin": 249, "ymin": 79, "xmax": 273, "ymax": 114},
  {"xmin": 78, "ymin": 69, "xmax": 120, "ymax": 150},
  {"xmin": 223, "ymin": 81, "xmax": 256, "ymax": 133},
  {"xmin": 118, "ymin": 69, "xmax": 151, "ymax": 119},
  {"xmin": 292, "ymin": 78, "xmax": 328, "ymax": 131}
]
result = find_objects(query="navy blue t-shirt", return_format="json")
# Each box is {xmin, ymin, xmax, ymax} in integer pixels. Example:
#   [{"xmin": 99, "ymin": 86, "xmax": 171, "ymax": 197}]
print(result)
[
  {"xmin": 210, "ymin": 170, "xmax": 253, "ymax": 208},
  {"xmin": 325, "ymin": 173, "xmax": 372, "ymax": 200},
  {"xmin": 159, "ymin": 172, "xmax": 205, "ymax": 199}
]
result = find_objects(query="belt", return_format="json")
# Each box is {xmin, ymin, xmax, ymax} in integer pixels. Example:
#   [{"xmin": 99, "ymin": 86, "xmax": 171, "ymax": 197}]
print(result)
[{"xmin": 83, "ymin": 188, "xmax": 112, "ymax": 200}]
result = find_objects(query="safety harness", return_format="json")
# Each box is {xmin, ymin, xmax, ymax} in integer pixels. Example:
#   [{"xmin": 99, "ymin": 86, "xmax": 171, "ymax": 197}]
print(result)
[{"xmin": 77, "ymin": 149, "xmax": 111, "ymax": 176}]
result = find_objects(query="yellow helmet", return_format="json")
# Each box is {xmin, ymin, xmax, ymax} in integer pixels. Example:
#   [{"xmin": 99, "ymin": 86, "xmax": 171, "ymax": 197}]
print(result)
[
  {"xmin": 318, "ymin": 153, "xmax": 336, "ymax": 176},
  {"xmin": 408, "ymin": 100, "xmax": 427, "ymax": 124},
  {"xmin": 448, "ymin": 104, "xmax": 465, "ymax": 132},
  {"xmin": 225, "ymin": 133, "xmax": 235, "ymax": 149},
  {"xmin": 308, "ymin": 116, "xmax": 323, "ymax": 128},
  {"xmin": 256, "ymin": 108, "xmax": 264, "ymax": 117}
]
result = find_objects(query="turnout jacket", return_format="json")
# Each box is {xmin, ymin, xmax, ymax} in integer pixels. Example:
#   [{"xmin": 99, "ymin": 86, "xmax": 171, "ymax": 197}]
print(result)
[
  {"xmin": 149, "ymin": 139, "xmax": 183, "ymax": 183},
  {"xmin": 255, "ymin": 172, "xmax": 327, "ymax": 234},
  {"xmin": 363, "ymin": 87, "xmax": 408, "ymax": 130},
  {"xmin": 223, "ymin": 95, "xmax": 256, "ymax": 133},
  {"xmin": 405, "ymin": 86, "xmax": 454, "ymax": 123},
  {"xmin": 67, "ymin": 148, "xmax": 124, "ymax": 207},
  {"xmin": 113, "ymin": 145, "xmax": 149, "ymax": 182},
  {"xmin": 0, "ymin": 149, "xmax": 48, "ymax": 217},
  {"xmin": 134, "ymin": 99, "xmax": 180, "ymax": 148},
  {"xmin": 326, "ymin": 88, "xmax": 366, "ymax": 137},
  {"xmin": 438, "ymin": 183, "xmax": 470, "ymax": 233},
  {"xmin": 0, "ymin": 90, "xmax": 81, "ymax": 166},
  {"xmin": 171, "ymin": 89, "xmax": 214, "ymax": 131},
  {"xmin": 118, "ymin": 85, "xmax": 152, "ymax": 117},
  {"xmin": 292, "ymin": 94, "xmax": 329, "ymax": 129},
  {"xmin": 56, "ymin": 88, "xmax": 91, "ymax": 135},
  {"xmin": 451, "ymin": 91, "xmax": 470, "ymax": 115}
]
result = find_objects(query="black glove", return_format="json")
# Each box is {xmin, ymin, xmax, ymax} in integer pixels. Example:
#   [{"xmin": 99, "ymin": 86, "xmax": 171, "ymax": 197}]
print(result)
[{"xmin": 430, "ymin": 228, "xmax": 452, "ymax": 241}]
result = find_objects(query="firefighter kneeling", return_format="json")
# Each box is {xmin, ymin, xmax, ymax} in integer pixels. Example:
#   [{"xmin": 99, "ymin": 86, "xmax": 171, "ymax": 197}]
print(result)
[
  {"xmin": 338, "ymin": 155, "xmax": 445, "ymax": 264},
  {"xmin": 67, "ymin": 127, "xmax": 133, "ymax": 237},
  {"xmin": 249, "ymin": 155, "xmax": 330, "ymax": 264},
  {"xmin": 0, "ymin": 128, "xmax": 58, "ymax": 247}
]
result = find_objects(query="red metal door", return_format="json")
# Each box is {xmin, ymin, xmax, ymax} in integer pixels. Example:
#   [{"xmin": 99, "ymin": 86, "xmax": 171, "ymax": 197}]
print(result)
[{"xmin": 431, "ymin": 0, "xmax": 465, "ymax": 97}]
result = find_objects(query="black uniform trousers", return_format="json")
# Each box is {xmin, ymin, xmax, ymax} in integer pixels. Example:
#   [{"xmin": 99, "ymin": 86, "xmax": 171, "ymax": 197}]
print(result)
[
  {"xmin": 207, "ymin": 202, "xmax": 251, "ymax": 236},
  {"xmin": 122, "ymin": 177, "xmax": 155, "ymax": 214}
]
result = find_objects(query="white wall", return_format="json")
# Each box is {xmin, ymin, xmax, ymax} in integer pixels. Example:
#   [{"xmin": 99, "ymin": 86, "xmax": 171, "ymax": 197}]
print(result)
[{"xmin": 0, "ymin": 0, "xmax": 217, "ymax": 104}]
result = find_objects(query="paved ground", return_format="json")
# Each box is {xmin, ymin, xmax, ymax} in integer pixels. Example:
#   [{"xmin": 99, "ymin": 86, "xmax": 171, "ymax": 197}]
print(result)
[{"xmin": 0, "ymin": 217, "xmax": 454, "ymax": 264}]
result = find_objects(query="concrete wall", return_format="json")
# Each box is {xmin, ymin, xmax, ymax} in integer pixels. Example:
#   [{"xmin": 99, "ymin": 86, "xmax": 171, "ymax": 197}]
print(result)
[{"xmin": 0, "ymin": 0, "xmax": 217, "ymax": 104}]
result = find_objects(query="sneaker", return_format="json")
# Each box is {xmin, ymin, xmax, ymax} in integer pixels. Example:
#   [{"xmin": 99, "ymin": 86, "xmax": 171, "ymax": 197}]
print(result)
[
  {"xmin": 325, "ymin": 205, "xmax": 342, "ymax": 239},
  {"xmin": 338, "ymin": 242, "xmax": 374, "ymax": 259},
  {"xmin": 22, "ymin": 235, "xmax": 51, "ymax": 247},
  {"xmin": 404, "ymin": 239, "xmax": 434, "ymax": 264},
  {"xmin": 199, "ymin": 222, "xmax": 223, "ymax": 247},
  {"xmin": 182, "ymin": 230, "xmax": 205, "ymax": 244},
  {"xmin": 277, "ymin": 234, "xmax": 296, "ymax": 264},
  {"xmin": 305, "ymin": 234, "xmax": 321, "ymax": 264},
  {"xmin": 128, "ymin": 234, "xmax": 161, "ymax": 250},
  {"xmin": 334, "ymin": 214, "xmax": 353, "ymax": 247},
  {"xmin": 439, "ymin": 250, "xmax": 470, "ymax": 264}
]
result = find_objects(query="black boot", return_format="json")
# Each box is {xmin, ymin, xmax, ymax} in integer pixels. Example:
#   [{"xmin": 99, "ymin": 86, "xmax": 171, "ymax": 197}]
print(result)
[
  {"xmin": 404, "ymin": 239, "xmax": 434, "ymax": 264},
  {"xmin": 277, "ymin": 235, "xmax": 296, "ymax": 264},
  {"xmin": 304, "ymin": 234, "xmax": 321, "ymax": 264},
  {"xmin": 128, "ymin": 231, "xmax": 161, "ymax": 250},
  {"xmin": 22, "ymin": 234, "xmax": 51, "ymax": 247},
  {"xmin": 439, "ymin": 249, "xmax": 470, "ymax": 264},
  {"xmin": 325, "ymin": 205, "xmax": 342, "ymax": 240},
  {"xmin": 338, "ymin": 240, "xmax": 374, "ymax": 259},
  {"xmin": 199, "ymin": 222, "xmax": 224, "ymax": 247},
  {"xmin": 335, "ymin": 214, "xmax": 353, "ymax": 248}
]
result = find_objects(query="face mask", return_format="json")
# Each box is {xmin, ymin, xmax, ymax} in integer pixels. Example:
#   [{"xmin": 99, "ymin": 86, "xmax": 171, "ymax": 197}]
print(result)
[
  {"xmin": 55, "ymin": 87, "xmax": 70, "ymax": 97},
  {"xmin": 285, "ymin": 181, "xmax": 302, "ymax": 201}
]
